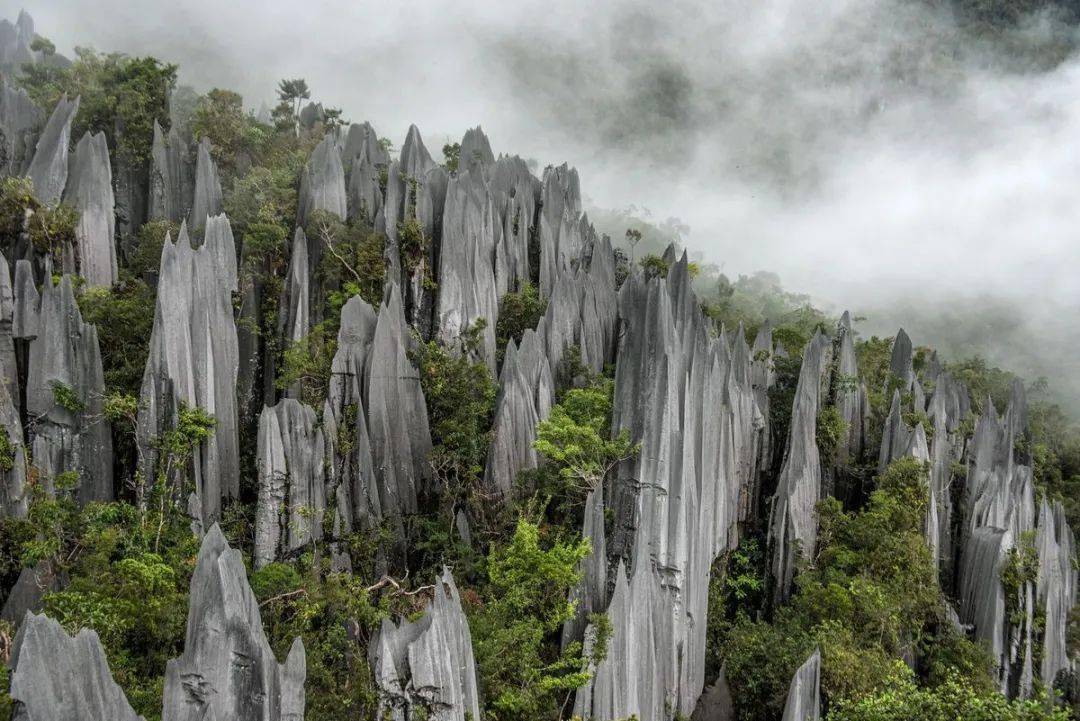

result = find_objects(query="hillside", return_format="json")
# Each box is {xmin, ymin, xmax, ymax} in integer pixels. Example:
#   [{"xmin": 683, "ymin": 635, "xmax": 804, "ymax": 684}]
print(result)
[{"xmin": 0, "ymin": 10, "xmax": 1077, "ymax": 721}]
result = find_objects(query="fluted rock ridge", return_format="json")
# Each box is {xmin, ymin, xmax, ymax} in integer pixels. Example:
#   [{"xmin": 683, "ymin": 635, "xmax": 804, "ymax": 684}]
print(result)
[{"xmin": 63, "ymin": 131, "xmax": 116, "ymax": 286}]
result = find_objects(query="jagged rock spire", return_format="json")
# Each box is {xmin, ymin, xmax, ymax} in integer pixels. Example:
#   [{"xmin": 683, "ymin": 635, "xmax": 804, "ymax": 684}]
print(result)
[
  {"xmin": 781, "ymin": 649, "xmax": 821, "ymax": 721},
  {"xmin": 163, "ymin": 524, "xmax": 306, "ymax": 721},
  {"xmin": 489, "ymin": 154, "xmax": 540, "ymax": 297},
  {"xmin": 298, "ymin": 132, "xmax": 346, "ymax": 227},
  {"xmin": 459, "ymin": 125, "xmax": 495, "ymax": 172},
  {"xmin": 769, "ymin": 331, "xmax": 830, "ymax": 603},
  {"xmin": 64, "ymin": 131, "xmax": 117, "ymax": 287},
  {"xmin": 136, "ymin": 219, "xmax": 240, "ymax": 529},
  {"xmin": 890, "ymin": 327, "xmax": 914, "ymax": 390},
  {"xmin": 0, "ymin": 254, "xmax": 25, "ymax": 517},
  {"xmin": 254, "ymin": 399, "xmax": 327, "ymax": 568},
  {"xmin": 26, "ymin": 274, "xmax": 112, "ymax": 503},
  {"xmin": 537, "ymin": 163, "xmax": 582, "ymax": 297},
  {"xmin": 189, "ymin": 138, "xmax": 222, "ymax": 232},
  {"xmin": 834, "ymin": 311, "xmax": 866, "ymax": 463},
  {"xmin": 26, "ymin": 94, "xmax": 79, "ymax": 204},
  {"xmin": 370, "ymin": 568, "xmax": 481, "ymax": 721},
  {"xmin": 0, "ymin": 78, "xmax": 44, "ymax": 177},
  {"xmin": 9, "ymin": 612, "xmax": 144, "ymax": 721},
  {"xmin": 149, "ymin": 119, "xmax": 192, "ymax": 223}
]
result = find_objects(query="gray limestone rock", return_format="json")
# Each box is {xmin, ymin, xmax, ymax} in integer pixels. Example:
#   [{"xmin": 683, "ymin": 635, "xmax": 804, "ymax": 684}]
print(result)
[
  {"xmin": 348, "ymin": 155, "xmax": 384, "ymax": 224},
  {"xmin": 781, "ymin": 649, "xmax": 821, "ymax": 721},
  {"xmin": 890, "ymin": 328, "xmax": 914, "ymax": 391},
  {"xmin": 298, "ymin": 133, "xmax": 346, "ymax": 227},
  {"xmin": 10, "ymin": 612, "xmax": 144, "ymax": 721},
  {"xmin": 341, "ymin": 121, "xmax": 390, "ymax": 169},
  {"xmin": 149, "ymin": 120, "xmax": 192, "ymax": 223},
  {"xmin": 370, "ymin": 568, "xmax": 481, "ymax": 721},
  {"xmin": 834, "ymin": 312, "xmax": 865, "ymax": 463},
  {"xmin": 279, "ymin": 228, "xmax": 311, "ymax": 396},
  {"xmin": 459, "ymin": 126, "xmax": 495, "ymax": 172},
  {"xmin": 1035, "ymin": 499, "xmax": 1077, "ymax": 689},
  {"xmin": 769, "ymin": 331, "xmax": 830, "ymax": 603},
  {"xmin": 189, "ymin": 138, "xmax": 222, "ymax": 232},
  {"xmin": 26, "ymin": 94, "xmax": 79, "ymax": 204},
  {"xmin": 26, "ymin": 274, "xmax": 112, "ymax": 503},
  {"xmin": 537, "ymin": 163, "xmax": 582, "ymax": 297},
  {"xmin": 691, "ymin": 667, "xmax": 734, "ymax": 721},
  {"xmin": 12, "ymin": 258, "xmax": 38, "ymax": 339},
  {"xmin": 0, "ymin": 11, "xmax": 38, "ymax": 68},
  {"xmin": 299, "ymin": 101, "xmax": 324, "ymax": 130},
  {"xmin": 136, "ymin": 220, "xmax": 240, "ymax": 529},
  {"xmin": 0, "ymin": 78, "xmax": 44, "ymax": 177},
  {"xmin": 562, "ymin": 486, "xmax": 608, "ymax": 649},
  {"xmin": 254, "ymin": 399, "xmax": 327, "ymax": 568},
  {"xmin": 162, "ymin": 524, "xmax": 306, "ymax": 721},
  {"xmin": 64, "ymin": 131, "xmax": 117, "ymax": 287}
]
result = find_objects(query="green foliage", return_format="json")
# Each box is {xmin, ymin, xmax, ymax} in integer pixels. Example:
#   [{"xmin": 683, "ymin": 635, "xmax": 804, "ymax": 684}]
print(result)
[
  {"xmin": 828, "ymin": 662, "xmax": 1069, "ymax": 721},
  {"xmin": 470, "ymin": 519, "xmax": 594, "ymax": 721},
  {"xmin": 1001, "ymin": 531, "xmax": 1039, "ymax": 626},
  {"xmin": 29, "ymin": 203, "xmax": 78, "ymax": 264},
  {"xmin": 50, "ymin": 381, "xmax": 85, "ymax": 414},
  {"xmin": 128, "ymin": 219, "xmax": 179, "ymax": 277},
  {"xmin": 413, "ymin": 321, "xmax": 498, "ymax": 502},
  {"xmin": 443, "ymin": 142, "xmax": 461, "ymax": 172},
  {"xmin": 277, "ymin": 323, "xmax": 337, "ymax": 409},
  {"xmin": 816, "ymin": 405, "xmax": 849, "ymax": 466},
  {"xmin": 0, "ymin": 427, "xmax": 15, "ymax": 472},
  {"xmin": 19, "ymin": 48, "xmax": 178, "ymax": 167},
  {"xmin": 308, "ymin": 209, "xmax": 386, "ymax": 314},
  {"xmin": 495, "ymin": 282, "xmax": 547, "ymax": 359},
  {"xmin": 719, "ymin": 458, "xmax": 994, "ymax": 720},
  {"xmin": 190, "ymin": 88, "xmax": 268, "ymax": 175},
  {"xmin": 0, "ymin": 176, "xmax": 35, "ymax": 241},
  {"xmin": 77, "ymin": 277, "xmax": 156, "ymax": 396},
  {"xmin": 638, "ymin": 253, "xmax": 669, "ymax": 279},
  {"xmin": 534, "ymin": 378, "xmax": 637, "ymax": 503}
]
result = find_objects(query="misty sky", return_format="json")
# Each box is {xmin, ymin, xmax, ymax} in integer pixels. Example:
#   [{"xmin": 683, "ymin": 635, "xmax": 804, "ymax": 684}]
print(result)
[{"xmin": 11, "ymin": 0, "xmax": 1080, "ymax": 405}]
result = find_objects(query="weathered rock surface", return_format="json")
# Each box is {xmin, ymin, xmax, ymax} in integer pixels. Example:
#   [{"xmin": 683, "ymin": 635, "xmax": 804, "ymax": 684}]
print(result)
[
  {"xmin": 12, "ymin": 258, "xmax": 37, "ymax": 339},
  {"xmin": 149, "ymin": 120, "xmax": 192, "ymax": 223},
  {"xmin": 26, "ymin": 94, "xmax": 78, "ymax": 204},
  {"xmin": 769, "ymin": 331, "xmax": 830, "ymax": 603},
  {"xmin": 1035, "ymin": 498, "xmax": 1077, "ymax": 689},
  {"xmin": 137, "ymin": 219, "xmax": 239, "ymax": 529},
  {"xmin": 781, "ymin": 649, "xmax": 821, "ymax": 721},
  {"xmin": 298, "ymin": 132, "xmax": 346, "ymax": 227},
  {"xmin": 26, "ymin": 274, "xmax": 112, "ymax": 503},
  {"xmin": 537, "ymin": 163, "xmax": 582, "ymax": 297},
  {"xmin": 162, "ymin": 524, "xmax": 306, "ymax": 721},
  {"xmin": 64, "ymin": 131, "xmax": 117, "ymax": 286},
  {"xmin": 833, "ymin": 312, "xmax": 866, "ymax": 463},
  {"xmin": 459, "ymin": 125, "xmax": 495, "ymax": 172},
  {"xmin": 0, "ymin": 11, "xmax": 39, "ymax": 68},
  {"xmin": 189, "ymin": 138, "xmax": 222, "ymax": 232},
  {"xmin": 10, "ymin": 612, "xmax": 144, "ymax": 721},
  {"xmin": 0, "ymin": 78, "xmax": 44, "ymax": 177},
  {"xmin": 371, "ymin": 568, "xmax": 481, "ymax": 721},
  {"xmin": 254, "ymin": 399, "xmax": 327, "ymax": 568}
]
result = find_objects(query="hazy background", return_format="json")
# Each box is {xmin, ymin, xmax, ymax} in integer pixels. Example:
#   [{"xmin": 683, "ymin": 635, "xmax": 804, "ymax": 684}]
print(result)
[{"xmin": 12, "ymin": 0, "xmax": 1080, "ymax": 409}]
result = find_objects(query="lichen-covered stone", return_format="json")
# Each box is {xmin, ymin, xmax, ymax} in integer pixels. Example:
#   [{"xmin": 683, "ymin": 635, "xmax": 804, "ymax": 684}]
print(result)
[
  {"xmin": 64, "ymin": 131, "xmax": 117, "ymax": 287},
  {"xmin": 370, "ymin": 568, "xmax": 481, "ymax": 721},
  {"xmin": 26, "ymin": 94, "xmax": 78, "ymax": 204},
  {"xmin": 162, "ymin": 524, "xmax": 306, "ymax": 721},
  {"xmin": 10, "ymin": 612, "xmax": 144, "ymax": 721}
]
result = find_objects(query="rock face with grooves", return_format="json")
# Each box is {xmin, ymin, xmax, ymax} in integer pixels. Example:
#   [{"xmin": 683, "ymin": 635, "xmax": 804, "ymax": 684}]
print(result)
[
  {"xmin": 64, "ymin": 131, "xmax": 117, "ymax": 286},
  {"xmin": 890, "ymin": 328, "xmax": 914, "ymax": 391},
  {"xmin": 137, "ymin": 219, "xmax": 239, "ymax": 530},
  {"xmin": 781, "ymin": 649, "xmax": 821, "ymax": 721},
  {"xmin": 254, "ymin": 399, "xmax": 327, "ymax": 569},
  {"xmin": 576, "ymin": 250, "xmax": 765, "ymax": 720},
  {"xmin": 26, "ymin": 274, "xmax": 112, "ymax": 503},
  {"xmin": 459, "ymin": 125, "xmax": 495, "ymax": 172},
  {"xmin": 150, "ymin": 120, "xmax": 192, "ymax": 223},
  {"xmin": 0, "ymin": 254, "xmax": 26, "ymax": 516},
  {"xmin": 489, "ymin": 154, "xmax": 539, "ymax": 297},
  {"xmin": 0, "ymin": 10, "xmax": 38, "ymax": 68},
  {"xmin": 162, "ymin": 524, "xmax": 306, "ymax": 721},
  {"xmin": 9, "ymin": 612, "xmax": 144, "ymax": 721},
  {"xmin": 537, "ymin": 163, "xmax": 582, "ymax": 297},
  {"xmin": 769, "ymin": 331, "xmax": 830, "ymax": 603},
  {"xmin": 26, "ymin": 94, "xmax": 78, "ymax": 204},
  {"xmin": 370, "ymin": 568, "xmax": 481, "ymax": 721},
  {"xmin": 324, "ymin": 288, "xmax": 432, "ymax": 566},
  {"xmin": 0, "ymin": 78, "xmax": 44, "ymax": 177},
  {"xmin": 189, "ymin": 138, "xmax": 222, "ymax": 232},
  {"xmin": 1035, "ymin": 499, "xmax": 1076, "ymax": 689},
  {"xmin": 834, "ymin": 312, "xmax": 865, "ymax": 463},
  {"xmin": 279, "ymin": 228, "xmax": 310, "ymax": 393},
  {"xmin": 298, "ymin": 132, "xmax": 346, "ymax": 227}
]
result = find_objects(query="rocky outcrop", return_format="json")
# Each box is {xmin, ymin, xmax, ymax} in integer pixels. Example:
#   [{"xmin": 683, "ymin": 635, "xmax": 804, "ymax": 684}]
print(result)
[
  {"xmin": 0, "ymin": 253, "xmax": 26, "ymax": 516},
  {"xmin": 0, "ymin": 78, "xmax": 44, "ymax": 177},
  {"xmin": 769, "ymin": 331, "xmax": 830, "ymax": 603},
  {"xmin": 459, "ymin": 126, "xmax": 495, "ymax": 172},
  {"xmin": 63, "ymin": 131, "xmax": 117, "ymax": 286},
  {"xmin": 189, "ymin": 138, "xmax": 222, "ymax": 232},
  {"xmin": 927, "ymin": 371, "xmax": 970, "ymax": 577},
  {"xmin": 12, "ymin": 258, "xmax": 37, "ymax": 339},
  {"xmin": 436, "ymin": 167, "xmax": 498, "ymax": 366},
  {"xmin": 26, "ymin": 274, "xmax": 112, "ymax": 503},
  {"xmin": 370, "ymin": 568, "xmax": 481, "ymax": 721},
  {"xmin": 833, "ymin": 312, "xmax": 866, "ymax": 464},
  {"xmin": 576, "ymin": 251, "xmax": 765, "ymax": 720},
  {"xmin": 537, "ymin": 163, "xmax": 582, "ymax": 297},
  {"xmin": 299, "ymin": 101, "xmax": 324, "ymax": 130},
  {"xmin": 781, "ymin": 649, "xmax": 821, "ymax": 721},
  {"xmin": 149, "ymin": 120, "xmax": 192, "ymax": 224},
  {"xmin": 562, "ymin": 485, "xmax": 608, "ymax": 649},
  {"xmin": 9, "ymin": 612, "xmax": 144, "ymax": 721},
  {"xmin": 324, "ymin": 287, "xmax": 432, "ymax": 566},
  {"xmin": 341, "ymin": 121, "xmax": 390, "ymax": 170},
  {"xmin": 26, "ymin": 94, "xmax": 78, "ymax": 204},
  {"xmin": 1035, "ymin": 499, "xmax": 1077, "ymax": 689},
  {"xmin": 890, "ymin": 328, "xmax": 914, "ymax": 391},
  {"xmin": 279, "ymin": 227, "xmax": 311, "ymax": 385},
  {"xmin": 162, "ymin": 524, "xmax": 306, "ymax": 721},
  {"xmin": 0, "ymin": 11, "xmax": 39, "ymax": 68},
  {"xmin": 254, "ymin": 399, "xmax": 326, "ymax": 568},
  {"xmin": 298, "ymin": 132, "xmax": 346, "ymax": 227},
  {"xmin": 136, "ymin": 219, "xmax": 239, "ymax": 530},
  {"xmin": 489, "ymin": 155, "xmax": 539, "ymax": 298}
]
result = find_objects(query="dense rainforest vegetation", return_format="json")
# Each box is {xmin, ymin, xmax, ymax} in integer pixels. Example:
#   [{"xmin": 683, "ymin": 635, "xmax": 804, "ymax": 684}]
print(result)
[{"xmin": 0, "ymin": 18, "xmax": 1078, "ymax": 721}]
